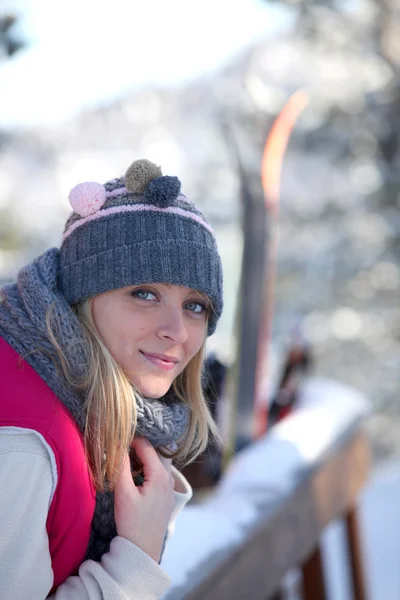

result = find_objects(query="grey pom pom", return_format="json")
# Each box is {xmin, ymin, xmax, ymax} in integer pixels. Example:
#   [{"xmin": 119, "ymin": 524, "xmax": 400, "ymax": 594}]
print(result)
[
  {"xmin": 144, "ymin": 176, "xmax": 181, "ymax": 208},
  {"xmin": 125, "ymin": 159, "xmax": 162, "ymax": 194}
]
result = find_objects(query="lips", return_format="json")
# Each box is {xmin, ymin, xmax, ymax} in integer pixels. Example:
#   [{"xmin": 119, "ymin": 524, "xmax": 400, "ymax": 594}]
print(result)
[{"xmin": 139, "ymin": 351, "xmax": 179, "ymax": 371}]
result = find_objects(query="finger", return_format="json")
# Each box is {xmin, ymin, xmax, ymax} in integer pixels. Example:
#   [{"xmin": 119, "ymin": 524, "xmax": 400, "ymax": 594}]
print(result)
[
  {"xmin": 114, "ymin": 453, "xmax": 139, "ymax": 497},
  {"xmin": 158, "ymin": 453, "xmax": 172, "ymax": 473},
  {"xmin": 130, "ymin": 437, "xmax": 161, "ymax": 482}
]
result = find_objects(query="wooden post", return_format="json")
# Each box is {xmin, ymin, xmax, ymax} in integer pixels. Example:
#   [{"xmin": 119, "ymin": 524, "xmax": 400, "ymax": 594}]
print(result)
[
  {"xmin": 344, "ymin": 505, "xmax": 368, "ymax": 600},
  {"xmin": 301, "ymin": 545, "xmax": 327, "ymax": 600}
]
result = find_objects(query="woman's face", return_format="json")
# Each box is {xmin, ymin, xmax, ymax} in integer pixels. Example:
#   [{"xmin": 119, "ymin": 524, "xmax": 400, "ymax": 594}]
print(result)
[{"xmin": 91, "ymin": 283, "xmax": 209, "ymax": 398}]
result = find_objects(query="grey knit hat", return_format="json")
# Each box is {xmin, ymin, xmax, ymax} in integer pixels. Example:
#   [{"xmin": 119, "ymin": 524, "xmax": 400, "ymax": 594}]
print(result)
[{"xmin": 58, "ymin": 159, "xmax": 223, "ymax": 335}]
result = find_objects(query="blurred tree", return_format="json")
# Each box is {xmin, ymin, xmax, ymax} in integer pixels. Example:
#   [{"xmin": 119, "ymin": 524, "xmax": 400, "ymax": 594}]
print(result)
[
  {"xmin": 262, "ymin": 0, "xmax": 400, "ymax": 208},
  {"xmin": 0, "ymin": 207, "xmax": 21, "ymax": 250},
  {"xmin": 0, "ymin": 13, "xmax": 24, "ymax": 58},
  {"xmin": 0, "ymin": 12, "xmax": 26, "ymax": 263},
  {"xmin": 246, "ymin": 0, "xmax": 400, "ymax": 429}
]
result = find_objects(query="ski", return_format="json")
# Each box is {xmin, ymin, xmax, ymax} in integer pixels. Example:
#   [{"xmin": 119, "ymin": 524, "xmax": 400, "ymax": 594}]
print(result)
[{"xmin": 254, "ymin": 90, "xmax": 309, "ymax": 438}]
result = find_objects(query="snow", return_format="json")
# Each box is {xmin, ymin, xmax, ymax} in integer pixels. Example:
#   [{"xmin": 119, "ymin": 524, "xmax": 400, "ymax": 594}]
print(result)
[
  {"xmin": 317, "ymin": 458, "xmax": 400, "ymax": 600},
  {"xmin": 358, "ymin": 461, "xmax": 400, "ymax": 599},
  {"xmin": 161, "ymin": 377, "xmax": 378, "ymax": 598}
]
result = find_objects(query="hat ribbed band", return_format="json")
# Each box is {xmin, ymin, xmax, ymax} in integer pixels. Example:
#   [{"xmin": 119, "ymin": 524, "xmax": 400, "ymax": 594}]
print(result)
[
  {"xmin": 62, "ymin": 202, "xmax": 214, "ymax": 242},
  {"xmin": 58, "ymin": 212, "xmax": 223, "ymax": 335}
]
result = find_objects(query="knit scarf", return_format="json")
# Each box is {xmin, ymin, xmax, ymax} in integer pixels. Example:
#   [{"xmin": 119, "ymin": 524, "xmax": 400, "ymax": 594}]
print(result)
[{"xmin": 0, "ymin": 248, "xmax": 190, "ymax": 561}]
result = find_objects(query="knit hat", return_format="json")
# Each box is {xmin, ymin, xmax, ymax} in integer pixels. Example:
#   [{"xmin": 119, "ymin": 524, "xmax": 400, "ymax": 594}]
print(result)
[{"xmin": 58, "ymin": 159, "xmax": 223, "ymax": 335}]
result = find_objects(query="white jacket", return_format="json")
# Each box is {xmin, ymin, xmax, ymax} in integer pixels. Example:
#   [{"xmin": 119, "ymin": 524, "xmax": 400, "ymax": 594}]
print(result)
[{"xmin": 0, "ymin": 427, "xmax": 192, "ymax": 600}]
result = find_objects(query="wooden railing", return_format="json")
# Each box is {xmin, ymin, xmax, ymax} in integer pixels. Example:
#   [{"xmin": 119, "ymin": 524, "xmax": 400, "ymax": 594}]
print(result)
[{"xmin": 161, "ymin": 378, "xmax": 371, "ymax": 600}]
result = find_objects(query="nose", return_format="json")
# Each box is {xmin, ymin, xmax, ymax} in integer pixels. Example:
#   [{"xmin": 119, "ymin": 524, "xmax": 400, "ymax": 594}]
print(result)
[{"xmin": 156, "ymin": 305, "xmax": 188, "ymax": 344}]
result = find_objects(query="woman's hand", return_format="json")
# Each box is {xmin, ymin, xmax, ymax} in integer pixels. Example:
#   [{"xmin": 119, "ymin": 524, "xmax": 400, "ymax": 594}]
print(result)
[
  {"xmin": 157, "ymin": 453, "xmax": 172, "ymax": 475},
  {"xmin": 113, "ymin": 437, "xmax": 175, "ymax": 563}
]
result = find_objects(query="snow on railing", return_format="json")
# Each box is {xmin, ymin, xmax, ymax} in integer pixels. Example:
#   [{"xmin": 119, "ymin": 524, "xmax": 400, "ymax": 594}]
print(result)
[{"xmin": 161, "ymin": 377, "xmax": 371, "ymax": 600}]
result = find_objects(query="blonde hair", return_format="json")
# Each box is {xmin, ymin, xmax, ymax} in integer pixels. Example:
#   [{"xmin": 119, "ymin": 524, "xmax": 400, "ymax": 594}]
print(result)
[{"xmin": 46, "ymin": 298, "xmax": 220, "ymax": 492}]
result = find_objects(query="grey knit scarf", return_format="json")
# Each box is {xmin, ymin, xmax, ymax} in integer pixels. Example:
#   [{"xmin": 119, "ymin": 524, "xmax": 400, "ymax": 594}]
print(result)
[{"xmin": 0, "ymin": 248, "xmax": 190, "ymax": 561}]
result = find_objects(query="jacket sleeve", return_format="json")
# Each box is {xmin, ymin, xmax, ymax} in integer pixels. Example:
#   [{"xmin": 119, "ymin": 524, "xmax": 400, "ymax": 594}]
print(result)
[
  {"xmin": 0, "ymin": 428, "xmax": 171, "ymax": 600},
  {"xmin": 168, "ymin": 466, "xmax": 193, "ymax": 537}
]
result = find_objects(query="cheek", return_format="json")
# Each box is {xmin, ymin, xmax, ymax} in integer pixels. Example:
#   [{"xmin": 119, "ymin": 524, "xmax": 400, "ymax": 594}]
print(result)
[
  {"xmin": 91, "ymin": 299, "xmax": 109, "ymax": 340},
  {"xmin": 185, "ymin": 324, "xmax": 206, "ymax": 361},
  {"xmin": 92, "ymin": 299, "xmax": 128, "ymax": 352}
]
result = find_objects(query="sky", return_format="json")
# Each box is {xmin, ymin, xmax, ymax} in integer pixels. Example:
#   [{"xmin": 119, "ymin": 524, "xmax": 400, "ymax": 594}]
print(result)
[{"xmin": 0, "ymin": 0, "xmax": 291, "ymax": 128}]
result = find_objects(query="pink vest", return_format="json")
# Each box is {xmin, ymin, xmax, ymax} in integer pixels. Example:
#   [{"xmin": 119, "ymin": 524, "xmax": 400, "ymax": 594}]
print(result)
[{"xmin": 0, "ymin": 336, "xmax": 96, "ymax": 591}]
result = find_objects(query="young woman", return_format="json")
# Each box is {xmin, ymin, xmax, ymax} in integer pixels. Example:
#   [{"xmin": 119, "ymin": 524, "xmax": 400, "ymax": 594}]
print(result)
[{"xmin": 0, "ymin": 158, "xmax": 223, "ymax": 599}]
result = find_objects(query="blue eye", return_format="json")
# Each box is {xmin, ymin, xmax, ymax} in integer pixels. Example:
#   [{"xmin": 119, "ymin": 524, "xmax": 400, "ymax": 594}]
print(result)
[
  {"xmin": 131, "ymin": 289, "xmax": 157, "ymax": 301},
  {"xmin": 185, "ymin": 301, "xmax": 206, "ymax": 314}
]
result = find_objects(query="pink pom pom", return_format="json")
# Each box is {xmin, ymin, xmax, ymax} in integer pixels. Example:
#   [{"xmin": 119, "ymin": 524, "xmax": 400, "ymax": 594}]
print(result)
[{"xmin": 68, "ymin": 182, "xmax": 106, "ymax": 217}]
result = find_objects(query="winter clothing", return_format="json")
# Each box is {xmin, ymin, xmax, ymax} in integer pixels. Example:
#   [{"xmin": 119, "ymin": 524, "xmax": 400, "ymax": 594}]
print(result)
[
  {"xmin": 0, "ymin": 157, "xmax": 220, "ymax": 598},
  {"xmin": 0, "ymin": 428, "xmax": 190, "ymax": 599},
  {"xmin": 0, "ymin": 336, "xmax": 96, "ymax": 589},
  {"xmin": 0, "ymin": 249, "xmax": 190, "ymax": 563},
  {"xmin": 59, "ymin": 158, "xmax": 223, "ymax": 335}
]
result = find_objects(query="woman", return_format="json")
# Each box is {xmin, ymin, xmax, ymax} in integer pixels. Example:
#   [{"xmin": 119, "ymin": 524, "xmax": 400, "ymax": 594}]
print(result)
[{"xmin": 0, "ymin": 158, "xmax": 223, "ymax": 599}]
